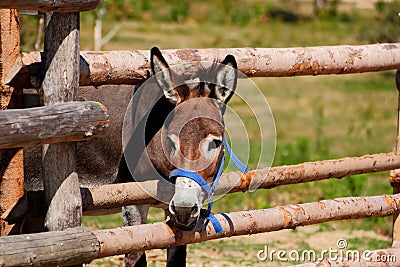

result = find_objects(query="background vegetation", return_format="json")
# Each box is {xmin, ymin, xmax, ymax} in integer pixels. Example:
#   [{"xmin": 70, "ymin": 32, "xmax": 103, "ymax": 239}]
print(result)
[{"xmin": 19, "ymin": 0, "xmax": 400, "ymax": 265}]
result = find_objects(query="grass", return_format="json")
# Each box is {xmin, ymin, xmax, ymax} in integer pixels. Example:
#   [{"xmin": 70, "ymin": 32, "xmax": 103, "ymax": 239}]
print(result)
[
  {"xmin": 77, "ymin": 17, "xmax": 364, "ymax": 51},
  {"xmin": 19, "ymin": 1, "xmax": 400, "ymax": 265},
  {"xmin": 347, "ymin": 237, "xmax": 391, "ymax": 251}
]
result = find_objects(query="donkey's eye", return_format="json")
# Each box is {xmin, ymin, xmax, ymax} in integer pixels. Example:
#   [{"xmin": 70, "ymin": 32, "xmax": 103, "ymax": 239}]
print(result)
[{"xmin": 208, "ymin": 139, "xmax": 222, "ymax": 151}]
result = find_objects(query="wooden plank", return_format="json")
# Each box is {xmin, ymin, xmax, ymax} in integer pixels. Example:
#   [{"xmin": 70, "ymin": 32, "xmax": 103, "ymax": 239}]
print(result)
[
  {"xmin": 0, "ymin": 101, "xmax": 109, "ymax": 149},
  {"xmin": 40, "ymin": 12, "xmax": 82, "ymax": 235},
  {"xmin": 13, "ymin": 43, "xmax": 400, "ymax": 88},
  {"xmin": 0, "ymin": 227, "xmax": 99, "ymax": 266},
  {"xmin": 0, "ymin": 9, "xmax": 24, "ymax": 236},
  {"xmin": 0, "ymin": 0, "xmax": 100, "ymax": 12}
]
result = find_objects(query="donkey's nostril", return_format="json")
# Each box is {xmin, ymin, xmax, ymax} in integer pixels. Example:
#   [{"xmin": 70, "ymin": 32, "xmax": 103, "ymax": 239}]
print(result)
[
  {"xmin": 169, "ymin": 201, "xmax": 177, "ymax": 215},
  {"xmin": 191, "ymin": 204, "xmax": 197, "ymax": 213},
  {"xmin": 191, "ymin": 204, "xmax": 200, "ymax": 217}
]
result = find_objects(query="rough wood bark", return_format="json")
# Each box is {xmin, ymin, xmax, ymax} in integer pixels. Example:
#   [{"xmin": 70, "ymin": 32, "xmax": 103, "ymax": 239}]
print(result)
[
  {"xmin": 0, "ymin": 0, "xmax": 100, "ymax": 12},
  {"xmin": 13, "ymin": 43, "xmax": 400, "ymax": 88},
  {"xmin": 0, "ymin": 10, "xmax": 21, "ymax": 110},
  {"xmin": 5, "ymin": 152, "xmax": 399, "ymax": 220},
  {"xmin": 94, "ymin": 194, "xmax": 400, "ymax": 258},
  {"xmin": 40, "ymin": 12, "xmax": 82, "ymax": 234},
  {"xmin": 0, "ymin": 227, "xmax": 99, "ymax": 266},
  {"xmin": 0, "ymin": 101, "xmax": 109, "ymax": 149},
  {"xmin": 0, "ymin": 9, "xmax": 24, "ymax": 236}
]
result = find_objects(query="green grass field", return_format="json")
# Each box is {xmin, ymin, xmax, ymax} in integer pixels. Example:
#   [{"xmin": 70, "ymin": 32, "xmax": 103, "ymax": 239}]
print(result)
[{"xmin": 20, "ymin": 1, "xmax": 400, "ymax": 265}]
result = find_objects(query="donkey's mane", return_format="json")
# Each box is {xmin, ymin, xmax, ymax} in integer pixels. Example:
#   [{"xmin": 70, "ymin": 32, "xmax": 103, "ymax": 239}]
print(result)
[{"xmin": 198, "ymin": 60, "xmax": 221, "ymax": 81}]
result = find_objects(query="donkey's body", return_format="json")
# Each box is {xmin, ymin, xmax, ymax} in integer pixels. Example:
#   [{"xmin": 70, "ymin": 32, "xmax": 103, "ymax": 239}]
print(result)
[
  {"xmin": 24, "ymin": 48, "xmax": 238, "ymax": 267},
  {"xmin": 24, "ymin": 84, "xmax": 135, "ymax": 190}
]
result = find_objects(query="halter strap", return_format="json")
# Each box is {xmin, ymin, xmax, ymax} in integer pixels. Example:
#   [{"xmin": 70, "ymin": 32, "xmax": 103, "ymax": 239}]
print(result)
[
  {"xmin": 168, "ymin": 136, "xmax": 249, "ymax": 233},
  {"xmin": 169, "ymin": 169, "xmax": 212, "ymax": 196},
  {"xmin": 223, "ymin": 136, "xmax": 250, "ymax": 174}
]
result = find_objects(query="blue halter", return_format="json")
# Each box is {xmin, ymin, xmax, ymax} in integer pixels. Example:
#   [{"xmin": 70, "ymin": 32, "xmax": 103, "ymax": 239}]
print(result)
[{"xmin": 168, "ymin": 136, "xmax": 249, "ymax": 233}]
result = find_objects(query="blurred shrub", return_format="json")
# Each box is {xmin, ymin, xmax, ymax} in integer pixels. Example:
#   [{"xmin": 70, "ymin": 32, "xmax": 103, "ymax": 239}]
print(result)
[
  {"xmin": 168, "ymin": 1, "xmax": 190, "ymax": 22},
  {"xmin": 201, "ymin": 0, "xmax": 268, "ymax": 25},
  {"xmin": 359, "ymin": 0, "xmax": 400, "ymax": 43},
  {"xmin": 264, "ymin": 6, "xmax": 299, "ymax": 23},
  {"xmin": 314, "ymin": 0, "xmax": 340, "ymax": 18}
]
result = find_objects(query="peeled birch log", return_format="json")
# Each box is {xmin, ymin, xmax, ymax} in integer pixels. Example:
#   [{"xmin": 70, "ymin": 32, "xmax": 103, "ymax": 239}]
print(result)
[
  {"xmin": 14, "ymin": 43, "xmax": 400, "ymax": 88},
  {"xmin": 5, "ymin": 152, "xmax": 399, "ymax": 220},
  {"xmin": 83, "ymin": 152, "xmax": 400, "ymax": 213},
  {"xmin": 1, "ymin": 194, "xmax": 399, "ymax": 266},
  {"xmin": 94, "ymin": 193, "xmax": 400, "ymax": 258}
]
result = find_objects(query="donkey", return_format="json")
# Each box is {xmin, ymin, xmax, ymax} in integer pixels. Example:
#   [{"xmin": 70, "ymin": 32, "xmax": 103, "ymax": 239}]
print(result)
[{"xmin": 24, "ymin": 47, "xmax": 238, "ymax": 266}]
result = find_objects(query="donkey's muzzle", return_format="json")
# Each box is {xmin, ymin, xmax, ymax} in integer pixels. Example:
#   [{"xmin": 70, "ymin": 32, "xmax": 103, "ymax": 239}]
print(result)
[{"xmin": 168, "ymin": 176, "xmax": 206, "ymax": 230}]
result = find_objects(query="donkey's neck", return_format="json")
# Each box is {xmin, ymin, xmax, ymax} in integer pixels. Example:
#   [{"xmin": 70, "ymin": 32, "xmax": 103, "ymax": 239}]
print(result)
[{"xmin": 145, "ymin": 96, "xmax": 174, "ymax": 146}]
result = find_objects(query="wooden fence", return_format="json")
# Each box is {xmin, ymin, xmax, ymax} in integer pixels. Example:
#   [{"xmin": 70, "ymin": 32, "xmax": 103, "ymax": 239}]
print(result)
[{"xmin": 1, "ymin": 1, "xmax": 400, "ymax": 266}]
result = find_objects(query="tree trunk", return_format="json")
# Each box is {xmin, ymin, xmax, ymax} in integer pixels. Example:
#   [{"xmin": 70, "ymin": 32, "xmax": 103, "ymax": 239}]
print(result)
[{"xmin": 93, "ymin": 4, "xmax": 105, "ymax": 51}]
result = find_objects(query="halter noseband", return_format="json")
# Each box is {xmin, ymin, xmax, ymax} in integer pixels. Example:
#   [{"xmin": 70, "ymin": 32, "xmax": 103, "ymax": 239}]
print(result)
[{"xmin": 168, "ymin": 136, "xmax": 249, "ymax": 233}]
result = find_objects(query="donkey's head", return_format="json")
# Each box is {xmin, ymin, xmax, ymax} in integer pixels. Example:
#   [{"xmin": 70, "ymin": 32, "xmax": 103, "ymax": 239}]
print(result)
[{"xmin": 150, "ymin": 47, "xmax": 237, "ymax": 230}]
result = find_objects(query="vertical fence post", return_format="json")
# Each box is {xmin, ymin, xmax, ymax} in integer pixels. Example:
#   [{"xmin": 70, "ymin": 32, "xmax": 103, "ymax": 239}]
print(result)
[
  {"xmin": 40, "ymin": 11, "xmax": 82, "ymax": 238},
  {"xmin": 391, "ymin": 70, "xmax": 400, "ymax": 246},
  {"xmin": 0, "ymin": 9, "xmax": 24, "ymax": 236}
]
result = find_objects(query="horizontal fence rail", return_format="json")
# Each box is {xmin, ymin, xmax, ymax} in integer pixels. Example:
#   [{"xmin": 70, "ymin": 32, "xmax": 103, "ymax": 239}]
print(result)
[
  {"xmin": 13, "ymin": 43, "xmax": 400, "ymax": 88},
  {"xmin": 95, "ymin": 193, "xmax": 400, "ymax": 258},
  {"xmin": 86, "ymin": 152, "xmax": 400, "ymax": 212},
  {"xmin": 0, "ymin": 101, "xmax": 109, "ymax": 149},
  {"xmin": 0, "ymin": 0, "xmax": 100, "ymax": 12},
  {"xmin": 0, "ymin": 227, "xmax": 99, "ymax": 266},
  {"xmin": 1, "ymin": 194, "xmax": 399, "ymax": 266},
  {"xmin": 6, "ymin": 152, "xmax": 400, "ymax": 221}
]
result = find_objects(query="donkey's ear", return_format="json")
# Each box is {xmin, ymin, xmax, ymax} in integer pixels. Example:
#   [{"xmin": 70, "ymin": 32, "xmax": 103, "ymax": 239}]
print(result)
[
  {"xmin": 151, "ymin": 47, "xmax": 179, "ymax": 104},
  {"xmin": 215, "ymin": 55, "xmax": 238, "ymax": 103}
]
